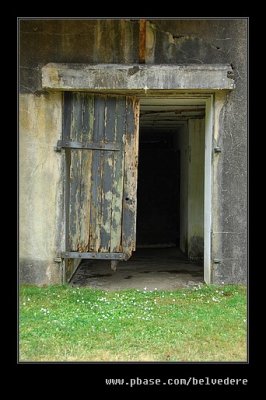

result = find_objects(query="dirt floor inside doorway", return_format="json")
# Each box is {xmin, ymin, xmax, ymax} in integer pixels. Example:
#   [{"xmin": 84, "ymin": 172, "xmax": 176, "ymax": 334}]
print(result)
[{"xmin": 71, "ymin": 248, "xmax": 203, "ymax": 290}]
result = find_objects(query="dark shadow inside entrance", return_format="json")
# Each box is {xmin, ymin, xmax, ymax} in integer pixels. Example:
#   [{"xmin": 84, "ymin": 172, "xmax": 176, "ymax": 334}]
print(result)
[{"xmin": 136, "ymin": 131, "xmax": 180, "ymax": 247}]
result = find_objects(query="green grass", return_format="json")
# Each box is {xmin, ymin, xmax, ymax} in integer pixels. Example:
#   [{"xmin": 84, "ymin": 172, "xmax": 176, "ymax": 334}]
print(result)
[{"xmin": 19, "ymin": 284, "xmax": 247, "ymax": 362}]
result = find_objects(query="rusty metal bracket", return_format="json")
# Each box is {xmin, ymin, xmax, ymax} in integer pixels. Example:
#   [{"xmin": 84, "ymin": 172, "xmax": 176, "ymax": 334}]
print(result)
[
  {"xmin": 61, "ymin": 251, "xmax": 126, "ymax": 260},
  {"xmin": 56, "ymin": 140, "xmax": 120, "ymax": 151}
]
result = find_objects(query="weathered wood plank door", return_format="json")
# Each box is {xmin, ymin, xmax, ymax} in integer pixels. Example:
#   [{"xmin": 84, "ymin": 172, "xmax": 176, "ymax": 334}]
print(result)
[{"xmin": 59, "ymin": 93, "xmax": 139, "ymax": 280}]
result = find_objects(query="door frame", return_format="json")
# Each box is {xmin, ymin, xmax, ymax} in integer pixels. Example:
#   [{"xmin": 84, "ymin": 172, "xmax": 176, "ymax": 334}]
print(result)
[
  {"xmin": 204, "ymin": 95, "xmax": 213, "ymax": 284},
  {"xmin": 42, "ymin": 63, "xmax": 233, "ymax": 284},
  {"xmin": 60, "ymin": 93, "xmax": 214, "ymax": 284}
]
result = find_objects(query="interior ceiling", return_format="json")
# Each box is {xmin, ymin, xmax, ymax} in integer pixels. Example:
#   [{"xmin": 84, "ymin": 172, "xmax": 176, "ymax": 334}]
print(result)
[{"xmin": 139, "ymin": 97, "xmax": 206, "ymax": 132}]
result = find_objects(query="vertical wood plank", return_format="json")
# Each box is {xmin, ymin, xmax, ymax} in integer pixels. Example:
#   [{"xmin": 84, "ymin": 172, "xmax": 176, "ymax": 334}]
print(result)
[
  {"xmin": 69, "ymin": 93, "xmax": 82, "ymax": 250},
  {"xmin": 63, "ymin": 92, "xmax": 72, "ymax": 251},
  {"xmin": 110, "ymin": 97, "xmax": 126, "ymax": 252},
  {"xmin": 63, "ymin": 92, "xmax": 72, "ymax": 140},
  {"xmin": 82, "ymin": 95, "xmax": 94, "ymax": 251},
  {"xmin": 68, "ymin": 93, "xmax": 94, "ymax": 252},
  {"xmin": 76, "ymin": 94, "xmax": 93, "ymax": 252},
  {"xmin": 89, "ymin": 95, "xmax": 105, "ymax": 252},
  {"xmin": 100, "ymin": 96, "xmax": 116, "ymax": 251},
  {"xmin": 122, "ymin": 97, "xmax": 140, "ymax": 258}
]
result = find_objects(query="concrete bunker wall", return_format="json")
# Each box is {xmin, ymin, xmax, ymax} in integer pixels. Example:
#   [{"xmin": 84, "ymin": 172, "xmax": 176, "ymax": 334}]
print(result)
[{"xmin": 19, "ymin": 19, "xmax": 247, "ymax": 285}]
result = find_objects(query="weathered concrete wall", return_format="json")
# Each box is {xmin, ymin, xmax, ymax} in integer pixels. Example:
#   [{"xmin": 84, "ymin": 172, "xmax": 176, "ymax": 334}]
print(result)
[
  {"xmin": 177, "ymin": 124, "xmax": 188, "ymax": 254},
  {"xmin": 187, "ymin": 119, "xmax": 205, "ymax": 260},
  {"xmin": 20, "ymin": 18, "xmax": 247, "ymax": 284},
  {"xmin": 19, "ymin": 93, "xmax": 63, "ymax": 285},
  {"xmin": 20, "ymin": 20, "xmax": 139, "ymax": 93},
  {"xmin": 149, "ymin": 19, "xmax": 248, "ymax": 283},
  {"xmin": 211, "ymin": 89, "xmax": 247, "ymax": 284}
]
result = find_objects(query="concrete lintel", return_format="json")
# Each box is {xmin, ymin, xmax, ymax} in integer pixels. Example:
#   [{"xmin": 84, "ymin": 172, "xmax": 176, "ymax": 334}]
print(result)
[{"xmin": 42, "ymin": 63, "xmax": 235, "ymax": 92}]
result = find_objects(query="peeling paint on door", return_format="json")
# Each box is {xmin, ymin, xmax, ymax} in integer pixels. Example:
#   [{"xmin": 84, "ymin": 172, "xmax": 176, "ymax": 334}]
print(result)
[{"xmin": 62, "ymin": 93, "xmax": 139, "ymax": 265}]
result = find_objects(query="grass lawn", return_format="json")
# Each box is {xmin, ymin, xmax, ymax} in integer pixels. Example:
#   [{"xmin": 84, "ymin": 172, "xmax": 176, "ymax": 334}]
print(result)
[{"xmin": 19, "ymin": 284, "xmax": 247, "ymax": 362}]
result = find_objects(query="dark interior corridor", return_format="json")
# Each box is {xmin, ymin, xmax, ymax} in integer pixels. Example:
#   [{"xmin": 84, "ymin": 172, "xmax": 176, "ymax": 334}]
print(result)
[{"xmin": 136, "ymin": 131, "xmax": 180, "ymax": 248}]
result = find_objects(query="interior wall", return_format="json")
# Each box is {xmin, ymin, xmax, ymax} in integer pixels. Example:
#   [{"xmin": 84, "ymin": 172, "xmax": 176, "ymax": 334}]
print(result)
[
  {"xmin": 187, "ymin": 118, "xmax": 205, "ymax": 260},
  {"xmin": 177, "ymin": 124, "xmax": 188, "ymax": 254}
]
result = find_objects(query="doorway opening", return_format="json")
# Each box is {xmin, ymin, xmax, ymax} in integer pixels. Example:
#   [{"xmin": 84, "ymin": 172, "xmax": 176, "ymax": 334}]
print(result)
[
  {"xmin": 71, "ymin": 95, "xmax": 213, "ymax": 289},
  {"xmin": 132, "ymin": 97, "xmax": 206, "ymax": 280}
]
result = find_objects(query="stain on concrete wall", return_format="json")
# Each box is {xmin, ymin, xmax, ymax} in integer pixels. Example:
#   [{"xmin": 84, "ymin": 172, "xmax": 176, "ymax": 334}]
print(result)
[
  {"xmin": 20, "ymin": 19, "xmax": 139, "ymax": 93},
  {"xmin": 19, "ymin": 93, "xmax": 63, "ymax": 284}
]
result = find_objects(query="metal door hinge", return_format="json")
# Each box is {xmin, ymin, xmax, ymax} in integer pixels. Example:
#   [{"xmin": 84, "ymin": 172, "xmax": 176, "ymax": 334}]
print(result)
[
  {"xmin": 56, "ymin": 140, "xmax": 120, "ymax": 151},
  {"xmin": 61, "ymin": 252, "xmax": 126, "ymax": 260}
]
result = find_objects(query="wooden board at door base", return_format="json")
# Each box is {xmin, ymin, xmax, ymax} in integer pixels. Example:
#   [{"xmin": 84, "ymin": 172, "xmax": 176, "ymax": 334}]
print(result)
[{"xmin": 62, "ymin": 93, "xmax": 140, "ymax": 279}]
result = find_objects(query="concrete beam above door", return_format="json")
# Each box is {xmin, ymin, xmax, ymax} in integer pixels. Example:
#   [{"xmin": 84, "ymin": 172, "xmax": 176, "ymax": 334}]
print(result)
[{"xmin": 42, "ymin": 63, "xmax": 235, "ymax": 92}]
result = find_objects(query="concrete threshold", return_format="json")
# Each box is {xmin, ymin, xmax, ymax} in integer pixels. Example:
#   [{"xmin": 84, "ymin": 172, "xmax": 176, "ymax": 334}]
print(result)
[{"xmin": 71, "ymin": 247, "xmax": 203, "ymax": 291}]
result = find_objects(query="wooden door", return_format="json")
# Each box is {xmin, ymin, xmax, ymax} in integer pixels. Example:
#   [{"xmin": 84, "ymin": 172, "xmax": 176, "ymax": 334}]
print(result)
[{"xmin": 59, "ymin": 93, "xmax": 139, "ymax": 277}]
